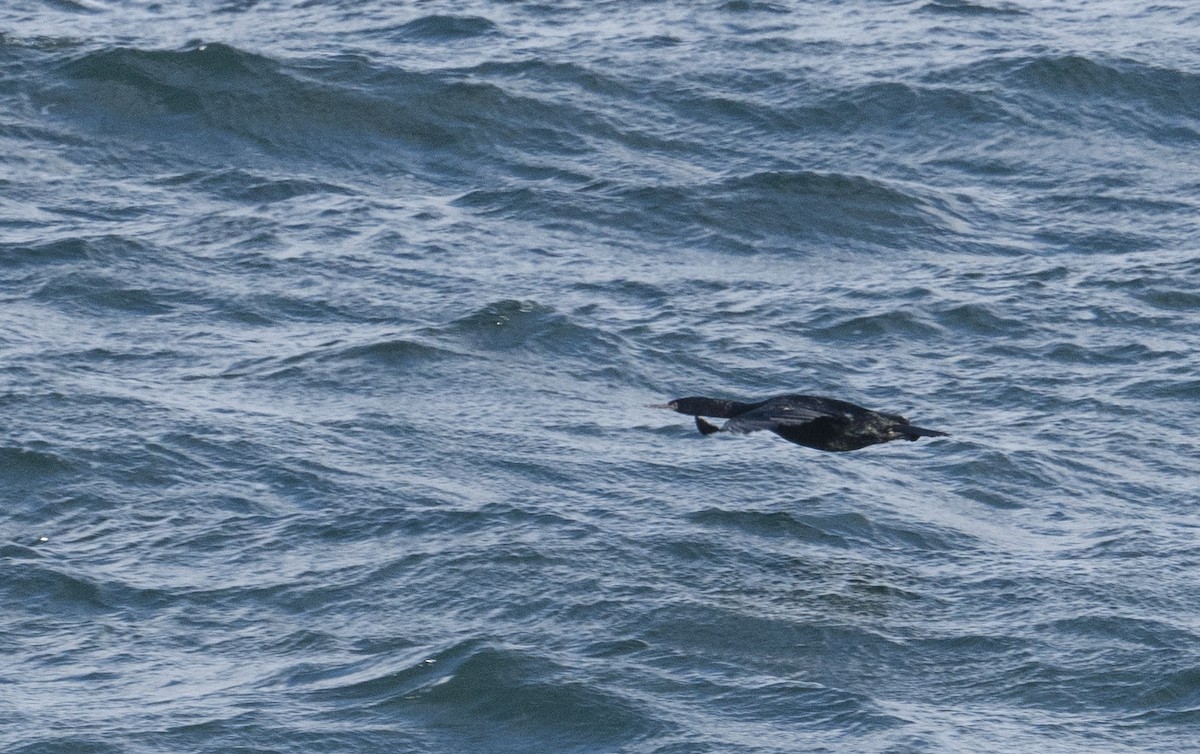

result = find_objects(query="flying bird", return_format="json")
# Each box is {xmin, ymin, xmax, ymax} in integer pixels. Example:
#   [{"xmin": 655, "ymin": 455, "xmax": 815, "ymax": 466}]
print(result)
[{"xmin": 649, "ymin": 393, "xmax": 948, "ymax": 452}]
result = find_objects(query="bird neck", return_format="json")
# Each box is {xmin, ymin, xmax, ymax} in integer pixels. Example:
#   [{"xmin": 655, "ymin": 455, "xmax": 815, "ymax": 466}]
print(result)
[{"xmin": 690, "ymin": 398, "xmax": 758, "ymax": 418}]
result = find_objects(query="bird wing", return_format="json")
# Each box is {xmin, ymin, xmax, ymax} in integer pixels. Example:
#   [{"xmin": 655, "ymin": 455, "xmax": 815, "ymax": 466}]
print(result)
[
  {"xmin": 723, "ymin": 402, "xmax": 846, "ymax": 434},
  {"xmin": 720, "ymin": 417, "xmax": 780, "ymax": 434}
]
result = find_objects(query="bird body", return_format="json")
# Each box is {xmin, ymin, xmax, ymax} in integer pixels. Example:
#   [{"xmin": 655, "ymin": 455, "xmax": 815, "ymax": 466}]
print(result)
[{"xmin": 650, "ymin": 394, "xmax": 947, "ymax": 452}]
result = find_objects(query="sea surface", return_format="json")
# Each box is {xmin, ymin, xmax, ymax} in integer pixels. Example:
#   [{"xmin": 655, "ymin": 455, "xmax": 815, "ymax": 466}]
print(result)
[{"xmin": 3, "ymin": 1, "xmax": 1200, "ymax": 752}]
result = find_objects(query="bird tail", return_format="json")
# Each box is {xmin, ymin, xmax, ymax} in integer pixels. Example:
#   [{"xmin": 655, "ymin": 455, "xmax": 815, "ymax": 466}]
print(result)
[
  {"xmin": 695, "ymin": 416, "xmax": 722, "ymax": 436},
  {"xmin": 893, "ymin": 424, "xmax": 949, "ymax": 441}
]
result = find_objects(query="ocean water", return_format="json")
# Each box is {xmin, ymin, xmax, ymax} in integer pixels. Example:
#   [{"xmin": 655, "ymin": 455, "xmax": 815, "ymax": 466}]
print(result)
[{"xmin": 3, "ymin": 1, "xmax": 1200, "ymax": 752}]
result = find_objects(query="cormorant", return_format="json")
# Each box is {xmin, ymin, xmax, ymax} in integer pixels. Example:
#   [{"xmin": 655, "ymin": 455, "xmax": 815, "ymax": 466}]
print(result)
[{"xmin": 649, "ymin": 394, "xmax": 948, "ymax": 452}]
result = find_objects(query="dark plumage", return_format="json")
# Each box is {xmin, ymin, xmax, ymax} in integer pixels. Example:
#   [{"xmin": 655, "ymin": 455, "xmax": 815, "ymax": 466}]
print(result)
[{"xmin": 649, "ymin": 394, "xmax": 948, "ymax": 452}]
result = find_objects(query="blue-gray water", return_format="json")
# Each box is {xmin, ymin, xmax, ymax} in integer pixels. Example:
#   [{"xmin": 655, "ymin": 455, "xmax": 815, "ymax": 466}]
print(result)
[{"xmin": 3, "ymin": 1, "xmax": 1200, "ymax": 752}]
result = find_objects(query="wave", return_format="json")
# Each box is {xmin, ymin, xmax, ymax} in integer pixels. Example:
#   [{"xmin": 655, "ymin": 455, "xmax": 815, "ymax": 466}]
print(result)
[
  {"xmin": 805, "ymin": 80, "xmax": 1019, "ymax": 134},
  {"xmin": 33, "ymin": 272, "xmax": 177, "ymax": 315},
  {"xmin": 49, "ymin": 41, "xmax": 593, "ymax": 172},
  {"xmin": 932, "ymin": 53, "xmax": 1200, "ymax": 143},
  {"xmin": 387, "ymin": 15, "xmax": 498, "ymax": 41},
  {"xmin": 1011, "ymin": 55, "xmax": 1200, "ymax": 115},
  {"xmin": 1137, "ymin": 667, "xmax": 1200, "ymax": 715},
  {"xmin": 152, "ymin": 168, "xmax": 355, "ymax": 204},
  {"xmin": 200, "ymin": 337, "xmax": 458, "ymax": 383},
  {"xmin": 918, "ymin": 0, "xmax": 1027, "ymax": 16},
  {"xmin": 689, "ymin": 507, "xmax": 851, "ymax": 547},
  {"xmin": 934, "ymin": 302, "xmax": 1035, "ymax": 337},
  {"xmin": 0, "ymin": 444, "xmax": 75, "ymax": 483},
  {"xmin": 188, "ymin": 302, "xmax": 639, "ymax": 389},
  {"xmin": 4, "ymin": 559, "xmax": 152, "ymax": 616},
  {"xmin": 428, "ymin": 299, "xmax": 631, "ymax": 365},
  {"xmin": 806, "ymin": 309, "xmax": 942, "ymax": 343},
  {"xmin": 2, "ymin": 235, "xmax": 157, "ymax": 269},
  {"xmin": 689, "ymin": 507, "xmax": 968, "ymax": 552},
  {"xmin": 299, "ymin": 639, "xmax": 663, "ymax": 749},
  {"xmin": 454, "ymin": 169, "xmax": 958, "ymax": 252},
  {"xmin": 718, "ymin": 1, "xmax": 789, "ymax": 13}
]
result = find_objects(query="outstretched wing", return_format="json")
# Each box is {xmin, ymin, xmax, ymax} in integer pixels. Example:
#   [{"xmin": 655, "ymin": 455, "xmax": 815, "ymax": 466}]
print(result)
[
  {"xmin": 723, "ymin": 407, "xmax": 841, "ymax": 434},
  {"xmin": 723, "ymin": 397, "xmax": 851, "ymax": 434},
  {"xmin": 720, "ymin": 417, "xmax": 781, "ymax": 434}
]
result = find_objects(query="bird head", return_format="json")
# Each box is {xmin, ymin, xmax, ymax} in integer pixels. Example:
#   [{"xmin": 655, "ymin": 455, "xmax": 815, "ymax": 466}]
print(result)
[{"xmin": 646, "ymin": 397, "xmax": 717, "ymax": 415}]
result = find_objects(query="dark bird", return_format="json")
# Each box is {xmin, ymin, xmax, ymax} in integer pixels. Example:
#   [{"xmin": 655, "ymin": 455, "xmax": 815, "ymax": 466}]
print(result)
[{"xmin": 648, "ymin": 394, "xmax": 948, "ymax": 452}]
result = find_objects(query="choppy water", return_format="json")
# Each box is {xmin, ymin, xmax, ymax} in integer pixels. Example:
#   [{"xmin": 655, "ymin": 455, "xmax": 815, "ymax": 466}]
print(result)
[{"xmin": 4, "ymin": 1, "xmax": 1200, "ymax": 752}]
